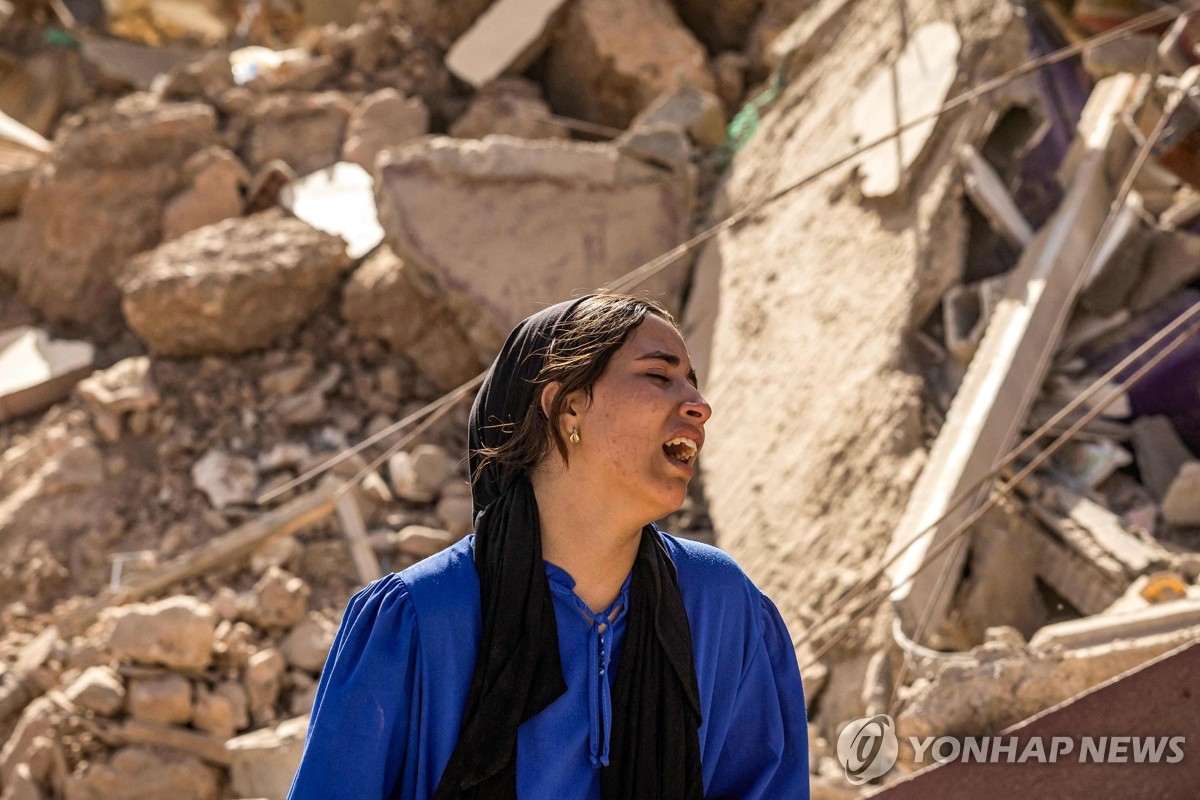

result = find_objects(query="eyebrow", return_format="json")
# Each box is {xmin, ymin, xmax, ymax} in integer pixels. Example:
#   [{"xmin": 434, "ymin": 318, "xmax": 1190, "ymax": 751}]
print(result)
[{"xmin": 635, "ymin": 351, "xmax": 698, "ymax": 387}]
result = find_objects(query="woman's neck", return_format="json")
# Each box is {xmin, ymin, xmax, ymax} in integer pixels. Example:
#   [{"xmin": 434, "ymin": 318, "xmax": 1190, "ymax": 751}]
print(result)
[{"xmin": 531, "ymin": 468, "xmax": 644, "ymax": 614}]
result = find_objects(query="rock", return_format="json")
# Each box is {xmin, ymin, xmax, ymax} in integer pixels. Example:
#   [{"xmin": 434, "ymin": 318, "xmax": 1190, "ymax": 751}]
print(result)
[
  {"xmin": 446, "ymin": 0, "xmax": 569, "ymax": 89},
  {"xmin": 711, "ymin": 51, "xmax": 746, "ymax": 109},
  {"xmin": 245, "ymin": 648, "xmax": 286, "ymax": 725},
  {"xmin": 395, "ymin": 525, "xmax": 457, "ymax": 559},
  {"xmin": 226, "ymin": 716, "xmax": 308, "ymax": 800},
  {"xmin": 388, "ymin": 444, "xmax": 450, "ymax": 502},
  {"xmin": 0, "ymin": 327, "xmax": 95, "ymax": 424},
  {"xmin": 162, "ymin": 147, "xmax": 249, "ymax": 241},
  {"xmin": 214, "ymin": 619, "xmax": 256, "ymax": 668},
  {"xmin": 63, "ymin": 666, "xmax": 125, "ymax": 717},
  {"xmin": 191, "ymin": 450, "xmax": 259, "ymax": 510},
  {"xmin": 0, "ymin": 148, "xmax": 41, "ymax": 216},
  {"xmin": 126, "ymin": 674, "xmax": 193, "ymax": 726},
  {"xmin": 342, "ymin": 89, "xmax": 429, "ymax": 172},
  {"xmin": 102, "ymin": 596, "xmax": 217, "ymax": 670},
  {"xmin": 279, "ymin": 162, "xmax": 385, "ymax": 259},
  {"xmin": 76, "ymin": 356, "xmax": 159, "ymax": 440},
  {"xmin": 245, "ymin": 567, "xmax": 310, "ymax": 630},
  {"xmin": 216, "ymin": 681, "xmax": 250, "ymax": 732},
  {"xmin": 280, "ymin": 616, "xmax": 335, "ymax": 673},
  {"xmin": 544, "ymin": 0, "xmax": 715, "ymax": 129},
  {"xmin": 118, "ymin": 210, "xmax": 351, "ymax": 356},
  {"xmin": 630, "ymin": 88, "xmax": 727, "ymax": 149},
  {"xmin": 436, "ymin": 492, "xmax": 474, "ymax": 538},
  {"xmin": 236, "ymin": 92, "xmax": 353, "ymax": 175},
  {"xmin": 1162, "ymin": 462, "xmax": 1200, "ymax": 527},
  {"xmin": 375, "ymin": 136, "xmax": 692, "ymax": 354},
  {"xmin": 15, "ymin": 97, "xmax": 218, "ymax": 326},
  {"xmin": 449, "ymin": 78, "xmax": 566, "ymax": 141},
  {"xmin": 288, "ymin": 670, "xmax": 318, "ymax": 716},
  {"xmin": 671, "ymin": 0, "xmax": 763, "ymax": 52},
  {"xmin": 192, "ymin": 685, "xmax": 236, "ymax": 740},
  {"xmin": 62, "ymin": 747, "xmax": 219, "ymax": 800},
  {"xmin": 340, "ymin": 246, "xmax": 481, "ymax": 391},
  {"xmin": 275, "ymin": 391, "xmax": 327, "ymax": 426}
]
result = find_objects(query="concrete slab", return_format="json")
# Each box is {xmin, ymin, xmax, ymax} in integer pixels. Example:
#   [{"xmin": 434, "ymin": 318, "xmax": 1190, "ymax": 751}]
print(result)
[{"xmin": 0, "ymin": 327, "xmax": 95, "ymax": 423}]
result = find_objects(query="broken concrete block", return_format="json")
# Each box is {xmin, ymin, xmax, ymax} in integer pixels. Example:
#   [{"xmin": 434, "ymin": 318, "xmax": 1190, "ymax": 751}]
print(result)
[
  {"xmin": 191, "ymin": 450, "xmax": 258, "ymax": 510},
  {"xmin": 15, "ymin": 97, "xmax": 218, "ymax": 326},
  {"xmin": 102, "ymin": 596, "xmax": 217, "ymax": 671},
  {"xmin": 942, "ymin": 275, "xmax": 1006, "ymax": 362},
  {"xmin": 0, "ymin": 146, "xmax": 42, "ymax": 216},
  {"xmin": 1043, "ymin": 485, "xmax": 1172, "ymax": 577},
  {"xmin": 279, "ymin": 162, "xmax": 384, "ymax": 259},
  {"xmin": 63, "ymin": 666, "xmax": 126, "ymax": 717},
  {"xmin": 1131, "ymin": 415, "xmax": 1194, "ymax": 501},
  {"xmin": 375, "ymin": 135, "xmax": 692, "ymax": 354},
  {"xmin": 76, "ymin": 356, "xmax": 160, "ymax": 421},
  {"xmin": 446, "ymin": 0, "xmax": 569, "ymax": 89},
  {"xmin": 342, "ymin": 89, "xmax": 429, "ymax": 172},
  {"xmin": 244, "ymin": 648, "xmax": 286, "ymax": 725},
  {"xmin": 236, "ymin": 92, "xmax": 352, "ymax": 176},
  {"xmin": 436, "ymin": 491, "xmax": 474, "ymax": 538},
  {"xmin": 448, "ymin": 78, "xmax": 565, "ymax": 141},
  {"xmin": 279, "ymin": 616, "xmax": 335, "ymax": 674},
  {"xmin": 226, "ymin": 716, "xmax": 307, "ymax": 800},
  {"xmin": 1080, "ymin": 192, "xmax": 1151, "ymax": 315},
  {"xmin": 629, "ymin": 88, "xmax": 727, "ymax": 149},
  {"xmin": 62, "ymin": 746, "xmax": 219, "ymax": 800},
  {"xmin": 340, "ymin": 246, "xmax": 483, "ymax": 391},
  {"xmin": 1031, "ymin": 597, "xmax": 1200, "ymax": 651},
  {"xmin": 388, "ymin": 444, "xmax": 451, "ymax": 503},
  {"xmin": 851, "ymin": 21, "xmax": 962, "ymax": 198},
  {"xmin": 544, "ymin": 0, "xmax": 716, "ymax": 129},
  {"xmin": 127, "ymin": 674, "xmax": 193, "ymax": 726},
  {"xmin": 192, "ymin": 685, "xmax": 237, "ymax": 740},
  {"xmin": 395, "ymin": 525, "xmax": 457, "ymax": 560},
  {"xmin": 0, "ymin": 327, "xmax": 95, "ymax": 424},
  {"xmin": 960, "ymin": 145, "xmax": 1032, "ymax": 246},
  {"xmin": 118, "ymin": 210, "xmax": 350, "ymax": 356},
  {"xmin": 245, "ymin": 567, "xmax": 310, "ymax": 631},
  {"xmin": 1162, "ymin": 462, "xmax": 1200, "ymax": 527},
  {"xmin": 162, "ymin": 147, "xmax": 249, "ymax": 241}
]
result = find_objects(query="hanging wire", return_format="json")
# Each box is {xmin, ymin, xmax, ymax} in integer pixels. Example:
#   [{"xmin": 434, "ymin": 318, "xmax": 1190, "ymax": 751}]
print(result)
[{"xmin": 256, "ymin": 2, "xmax": 1200, "ymax": 514}]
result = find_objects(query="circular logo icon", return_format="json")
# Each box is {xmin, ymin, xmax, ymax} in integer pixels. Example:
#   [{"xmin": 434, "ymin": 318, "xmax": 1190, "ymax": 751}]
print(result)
[{"xmin": 836, "ymin": 714, "xmax": 899, "ymax": 785}]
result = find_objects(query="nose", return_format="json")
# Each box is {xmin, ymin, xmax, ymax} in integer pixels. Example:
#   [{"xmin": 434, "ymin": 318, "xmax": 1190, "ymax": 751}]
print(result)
[{"xmin": 680, "ymin": 387, "xmax": 712, "ymax": 424}]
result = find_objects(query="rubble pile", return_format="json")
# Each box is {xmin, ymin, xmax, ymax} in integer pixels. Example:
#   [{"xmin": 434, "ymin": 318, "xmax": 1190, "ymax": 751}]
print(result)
[
  {"xmin": 0, "ymin": 0, "xmax": 1199, "ymax": 797},
  {"xmin": 0, "ymin": 0, "xmax": 738, "ymax": 797}
]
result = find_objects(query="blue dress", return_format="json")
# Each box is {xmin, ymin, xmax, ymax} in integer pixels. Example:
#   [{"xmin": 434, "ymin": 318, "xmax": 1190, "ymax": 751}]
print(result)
[{"xmin": 287, "ymin": 531, "xmax": 809, "ymax": 800}]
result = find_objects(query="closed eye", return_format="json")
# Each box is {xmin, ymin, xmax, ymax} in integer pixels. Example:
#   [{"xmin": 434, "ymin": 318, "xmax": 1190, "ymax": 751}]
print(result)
[{"xmin": 647, "ymin": 373, "xmax": 670, "ymax": 384}]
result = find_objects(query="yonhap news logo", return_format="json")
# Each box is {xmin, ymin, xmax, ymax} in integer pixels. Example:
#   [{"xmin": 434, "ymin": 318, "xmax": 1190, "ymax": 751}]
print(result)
[
  {"xmin": 836, "ymin": 713, "xmax": 1187, "ymax": 784},
  {"xmin": 836, "ymin": 714, "xmax": 899, "ymax": 784}
]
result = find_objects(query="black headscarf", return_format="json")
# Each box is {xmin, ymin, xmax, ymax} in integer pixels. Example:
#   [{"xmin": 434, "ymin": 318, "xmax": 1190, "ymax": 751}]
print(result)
[{"xmin": 432, "ymin": 297, "xmax": 705, "ymax": 800}]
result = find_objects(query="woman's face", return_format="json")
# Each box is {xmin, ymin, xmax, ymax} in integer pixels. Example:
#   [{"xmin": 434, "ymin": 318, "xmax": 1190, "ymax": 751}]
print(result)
[{"xmin": 563, "ymin": 314, "xmax": 712, "ymax": 523}]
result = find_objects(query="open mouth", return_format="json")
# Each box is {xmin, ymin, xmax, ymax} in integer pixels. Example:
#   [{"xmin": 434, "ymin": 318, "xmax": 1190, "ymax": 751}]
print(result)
[{"xmin": 662, "ymin": 436, "xmax": 698, "ymax": 466}]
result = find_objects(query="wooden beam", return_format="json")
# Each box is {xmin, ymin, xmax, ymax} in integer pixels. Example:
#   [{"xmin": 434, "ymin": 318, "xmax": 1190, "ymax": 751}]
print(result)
[
  {"xmin": 58, "ymin": 483, "xmax": 337, "ymax": 637},
  {"xmin": 885, "ymin": 74, "xmax": 1138, "ymax": 642}
]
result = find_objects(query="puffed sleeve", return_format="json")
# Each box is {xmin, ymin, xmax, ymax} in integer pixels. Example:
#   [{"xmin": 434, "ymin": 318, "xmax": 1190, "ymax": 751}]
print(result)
[
  {"xmin": 288, "ymin": 574, "xmax": 422, "ymax": 800},
  {"xmin": 706, "ymin": 594, "xmax": 810, "ymax": 800}
]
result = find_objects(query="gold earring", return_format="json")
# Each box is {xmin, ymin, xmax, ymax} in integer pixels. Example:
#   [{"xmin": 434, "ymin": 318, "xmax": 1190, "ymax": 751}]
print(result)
[{"xmin": 569, "ymin": 427, "xmax": 580, "ymax": 444}]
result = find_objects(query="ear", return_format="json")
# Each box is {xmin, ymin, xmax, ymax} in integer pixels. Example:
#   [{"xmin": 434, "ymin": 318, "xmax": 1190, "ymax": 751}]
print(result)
[{"xmin": 539, "ymin": 381, "xmax": 588, "ymax": 434}]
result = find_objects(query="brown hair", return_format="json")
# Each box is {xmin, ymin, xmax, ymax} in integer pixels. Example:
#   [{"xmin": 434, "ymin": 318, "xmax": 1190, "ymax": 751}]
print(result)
[{"xmin": 473, "ymin": 294, "xmax": 679, "ymax": 481}]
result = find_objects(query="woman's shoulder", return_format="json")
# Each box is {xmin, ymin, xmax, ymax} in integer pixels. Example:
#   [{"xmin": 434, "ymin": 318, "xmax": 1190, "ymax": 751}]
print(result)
[
  {"xmin": 657, "ymin": 530, "xmax": 759, "ymax": 595},
  {"xmin": 392, "ymin": 534, "xmax": 480, "ymax": 617}
]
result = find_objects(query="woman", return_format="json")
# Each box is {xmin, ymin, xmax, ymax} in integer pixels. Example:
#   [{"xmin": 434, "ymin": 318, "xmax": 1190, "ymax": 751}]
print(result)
[{"xmin": 288, "ymin": 294, "xmax": 809, "ymax": 800}]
